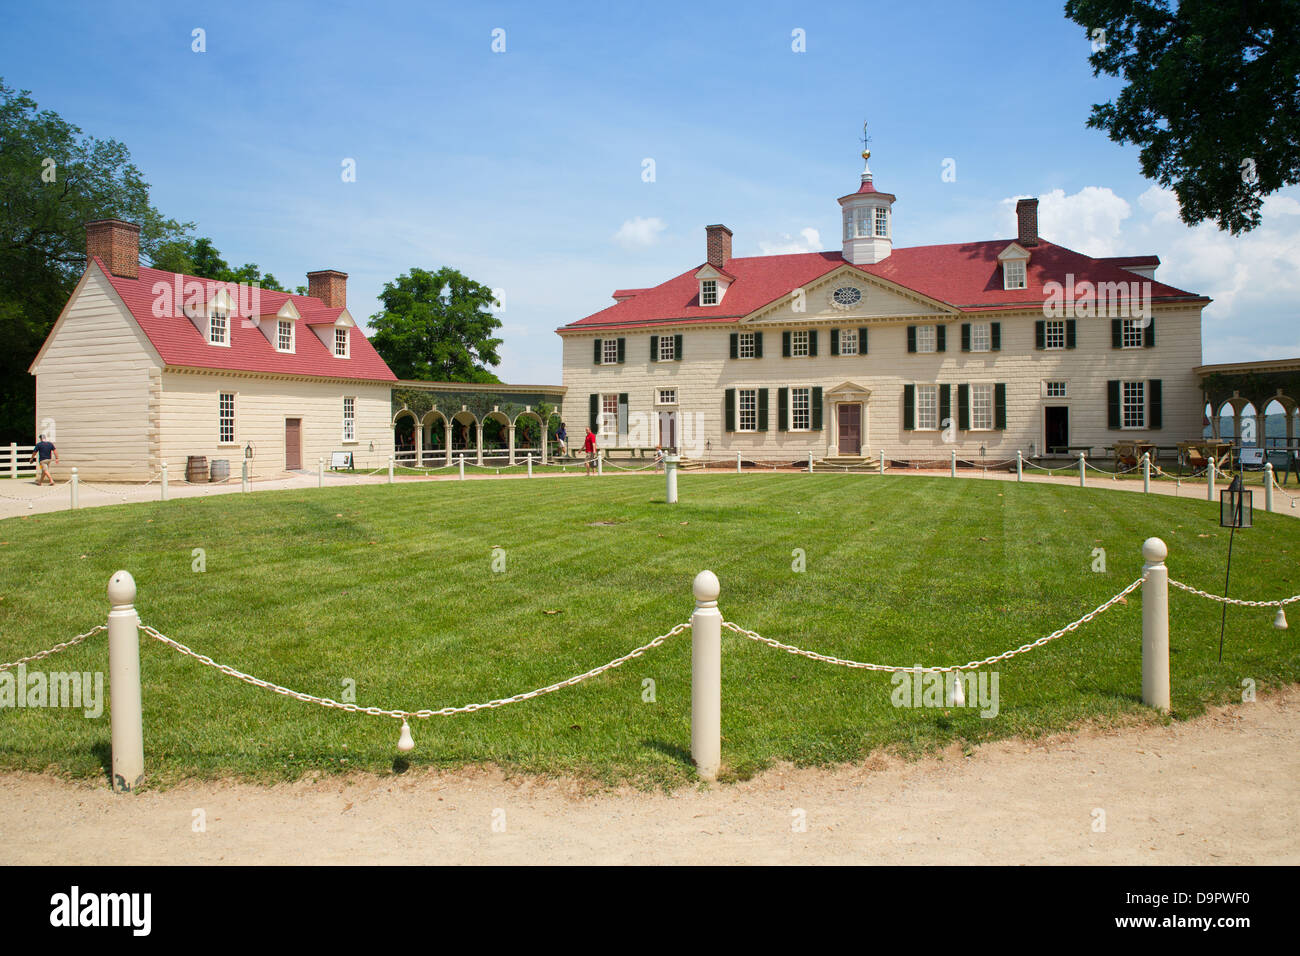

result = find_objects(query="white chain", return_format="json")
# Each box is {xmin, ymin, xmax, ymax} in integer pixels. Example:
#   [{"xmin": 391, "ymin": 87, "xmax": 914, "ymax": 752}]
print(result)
[
  {"xmin": 0, "ymin": 478, "xmax": 71, "ymax": 502},
  {"xmin": 0, "ymin": 625, "xmax": 107, "ymax": 671},
  {"xmin": 139, "ymin": 621, "xmax": 690, "ymax": 719},
  {"xmin": 722, "ymin": 575, "xmax": 1147, "ymax": 673},
  {"xmin": 1169, "ymin": 579, "xmax": 1300, "ymax": 608}
]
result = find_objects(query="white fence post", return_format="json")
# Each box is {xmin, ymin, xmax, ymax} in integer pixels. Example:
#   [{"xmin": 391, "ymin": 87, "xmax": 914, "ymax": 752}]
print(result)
[
  {"xmin": 8, "ymin": 442, "xmax": 15, "ymax": 479},
  {"xmin": 459, "ymin": 457, "xmax": 465, "ymax": 480},
  {"xmin": 70, "ymin": 468, "xmax": 78, "ymax": 510},
  {"xmin": 598, "ymin": 453, "xmax": 604, "ymax": 476},
  {"xmin": 1141, "ymin": 538, "xmax": 1170, "ymax": 714},
  {"xmin": 388, "ymin": 456, "xmax": 394, "ymax": 484},
  {"xmin": 950, "ymin": 449, "xmax": 957, "ymax": 478},
  {"xmin": 241, "ymin": 459, "xmax": 250, "ymax": 493},
  {"xmin": 1016, "ymin": 449, "xmax": 1023, "ymax": 482},
  {"xmin": 879, "ymin": 449, "xmax": 885, "ymax": 475},
  {"xmin": 1207, "ymin": 463, "xmax": 1216, "ymax": 502},
  {"xmin": 160, "ymin": 462, "xmax": 168, "ymax": 501},
  {"xmin": 1079, "ymin": 452, "xmax": 1086, "ymax": 488},
  {"xmin": 736, "ymin": 452, "xmax": 742, "ymax": 474},
  {"xmin": 1142, "ymin": 452, "xmax": 1150, "ymax": 493},
  {"xmin": 527, "ymin": 454, "xmax": 533, "ymax": 478},
  {"xmin": 318, "ymin": 458, "xmax": 324, "ymax": 488},
  {"xmin": 1265, "ymin": 463, "xmax": 1275, "ymax": 512},
  {"xmin": 691, "ymin": 570, "xmax": 721, "ymax": 781},
  {"xmin": 807, "ymin": 452, "xmax": 814, "ymax": 474},
  {"xmin": 107, "ymin": 571, "xmax": 144, "ymax": 792},
  {"xmin": 665, "ymin": 454, "xmax": 679, "ymax": 503}
]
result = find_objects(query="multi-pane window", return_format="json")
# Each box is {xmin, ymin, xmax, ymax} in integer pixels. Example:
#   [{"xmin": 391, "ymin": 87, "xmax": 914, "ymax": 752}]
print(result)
[
  {"xmin": 874, "ymin": 207, "xmax": 888, "ymax": 237},
  {"xmin": 839, "ymin": 329, "xmax": 859, "ymax": 355},
  {"xmin": 1044, "ymin": 320, "xmax": 1066, "ymax": 350},
  {"xmin": 1123, "ymin": 381, "xmax": 1145, "ymax": 428},
  {"xmin": 210, "ymin": 307, "xmax": 228, "ymax": 345},
  {"xmin": 790, "ymin": 330, "xmax": 810, "ymax": 357},
  {"xmin": 700, "ymin": 279, "xmax": 718, "ymax": 306},
  {"xmin": 277, "ymin": 320, "xmax": 293, "ymax": 351},
  {"xmin": 843, "ymin": 214, "xmax": 853, "ymax": 241},
  {"xmin": 1046, "ymin": 381, "xmax": 1067, "ymax": 398},
  {"xmin": 658, "ymin": 388, "xmax": 677, "ymax": 405},
  {"xmin": 915, "ymin": 385, "xmax": 938, "ymax": 430},
  {"xmin": 1004, "ymin": 260, "xmax": 1027, "ymax": 290},
  {"xmin": 738, "ymin": 332, "xmax": 756, "ymax": 359},
  {"xmin": 603, "ymin": 339, "xmax": 619, "ymax": 364},
  {"xmin": 334, "ymin": 327, "xmax": 348, "ymax": 357},
  {"xmin": 790, "ymin": 387, "xmax": 811, "ymax": 431},
  {"xmin": 1121, "ymin": 318, "xmax": 1145, "ymax": 348},
  {"xmin": 218, "ymin": 392, "xmax": 235, "ymax": 443},
  {"xmin": 915, "ymin": 325, "xmax": 936, "ymax": 353},
  {"xmin": 658, "ymin": 336, "xmax": 676, "ymax": 361},
  {"xmin": 342, "ymin": 397, "xmax": 355, "ymax": 441},
  {"xmin": 738, "ymin": 389, "xmax": 758, "ymax": 432},
  {"xmin": 601, "ymin": 394, "xmax": 619, "ymax": 436},
  {"xmin": 970, "ymin": 384, "xmax": 993, "ymax": 430},
  {"xmin": 970, "ymin": 323, "xmax": 991, "ymax": 352},
  {"xmin": 857, "ymin": 210, "xmax": 870, "ymax": 237}
]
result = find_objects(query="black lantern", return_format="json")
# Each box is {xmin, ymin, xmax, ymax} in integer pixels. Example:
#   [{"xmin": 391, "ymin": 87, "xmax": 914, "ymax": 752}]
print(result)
[
  {"xmin": 1219, "ymin": 475, "xmax": 1252, "ymax": 528},
  {"xmin": 244, "ymin": 442, "xmax": 254, "ymax": 460}
]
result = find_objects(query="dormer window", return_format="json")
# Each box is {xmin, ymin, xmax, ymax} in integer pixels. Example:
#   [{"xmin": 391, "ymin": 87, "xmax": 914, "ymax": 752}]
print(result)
[
  {"xmin": 1004, "ymin": 260, "xmax": 1027, "ymax": 290},
  {"xmin": 209, "ymin": 306, "xmax": 229, "ymax": 345},
  {"xmin": 701, "ymin": 279, "xmax": 718, "ymax": 306},
  {"xmin": 334, "ymin": 327, "xmax": 349, "ymax": 357},
  {"xmin": 277, "ymin": 319, "xmax": 294, "ymax": 352}
]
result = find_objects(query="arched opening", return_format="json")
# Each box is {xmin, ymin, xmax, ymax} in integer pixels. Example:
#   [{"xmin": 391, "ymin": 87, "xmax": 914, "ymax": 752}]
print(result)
[
  {"xmin": 482, "ymin": 411, "xmax": 511, "ymax": 462},
  {"xmin": 420, "ymin": 410, "xmax": 449, "ymax": 466},
  {"xmin": 513, "ymin": 411, "xmax": 545, "ymax": 463},
  {"xmin": 548, "ymin": 413, "xmax": 566, "ymax": 458},
  {"xmin": 450, "ymin": 411, "xmax": 479, "ymax": 461},
  {"xmin": 393, "ymin": 410, "xmax": 418, "ymax": 464}
]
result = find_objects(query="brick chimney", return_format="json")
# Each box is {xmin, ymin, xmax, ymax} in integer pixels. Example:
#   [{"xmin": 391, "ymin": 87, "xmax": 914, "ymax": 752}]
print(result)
[
  {"xmin": 705, "ymin": 224, "xmax": 733, "ymax": 269},
  {"xmin": 306, "ymin": 270, "xmax": 347, "ymax": 309},
  {"xmin": 85, "ymin": 219, "xmax": 140, "ymax": 279},
  {"xmin": 1016, "ymin": 198, "xmax": 1039, "ymax": 247}
]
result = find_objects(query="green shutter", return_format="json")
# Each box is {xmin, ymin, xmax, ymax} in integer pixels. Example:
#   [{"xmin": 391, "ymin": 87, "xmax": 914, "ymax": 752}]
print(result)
[
  {"xmin": 907, "ymin": 325, "xmax": 916, "ymax": 353},
  {"xmin": 1111, "ymin": 319, "xmax": 1122, "ymax": 349},
  {"xmin": 594, "ymin": 339, "xmax": 602, "ymax": 364},
  {"xmin": 811, "ymin": 387, "xmax": 823, "ymax": 430},
  {"xmin": 939, "ymin": 384, "xmax": 951, "ymax": 429},
  {"xmin": 957, "ymin": 384, "xmax": 969, "ymax": 431},
  {"xmin": 754, "ymin": 331, "xmax": 764, "ymax": 358},
  {"xmin": 830, "ymin": 328, "xmax": 840, "ymax": 356},
  {"xmin": 809, "ymin": 330, "xmax": 818, "ymax": 356},
  {"xmin": 990, "ymin": 322, "xmax": 1001, "ymax": 351},
  {"xmin": 757, "ymin": 388, "xmax": 769, "ymax": 431},
  {"xmin": 1107, "ymin": 380, "xmax": 1121, "ymax": 428},
  {"xmin": 994, "ymin": 383, "xmax": 1006, "ymax": 430},
  {"xmin": 729, "ymin": 333, "xmax": 738, "ymax": 359},
  {"xmin": 903, "ymin": 384, "xmax": 915, "ymax": 430},
  {"xmin": 589, "ymin": 393, "xmax": 599, "ymax": 432},
  {"xmin": 782, "ymin": 331, "xmax": 791, "ymax": 357},
  {"xmin": 616, "ymin": 338, "xmax": 625, "ymax": 363},
  {"xmin": 859, "ymin": 327, "xmax": 869, "ymax": 354},
  {"xmin": 650, "ymin": 335, "xmax": 659, "ymax": 362},
  {"xmin": 1149, "ymin": 379, "xmax": 1162, "ymax": 429},
  {"xmin": 724, "ymin": 389, "xmax": 735, "ymax": 432},
  {"xmin": 1144, "ymin": 319, "xmax": 1155, "ymax": 348},
  {"xmin": 936, "ymin": 325, "xmax": 946, "ymax": 352},
  {"xmin": 1066, "ymin": 319, "xmax": 1077, "ymax": 349},
  {"xmin": 960, "ymin": 323, "xmax": 971, "ymax": 352},
  {"xmin": 1034, "ymin": 321, "xmax": 1045, "ymax": 350},
  {"xmin": 778, "ymin": 388, "xmax": 789, "ymax": 431},
  {"xmin": 674, "ymin": 333, "xmax": 683, "ymax": 360}
]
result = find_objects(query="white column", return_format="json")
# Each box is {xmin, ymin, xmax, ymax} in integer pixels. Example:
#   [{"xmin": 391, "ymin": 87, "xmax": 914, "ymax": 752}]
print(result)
[
  {"xmin": 1016, "ymin": 449, "xmax": 1023, "ymax": 482},
  {"xmin": 318, "ymin": 458, "xmax": 324, "ymax": 488},
  {"xmin": 736, "ymin": 452, "xmax": 742, "ymax": 474},
  {"xmin": 879, "ymin": 449, "xmax": 885, "ymax": 475},
  {"xmin": 665, "ymin": 454, "xmax": 679, "ymax": 503},
  {"xmin": 807, "ymin": 452, "xmax": 813, "ymax": 474},
  {"xmin": 1142, "ymin": 452, "xmax": 1150, "ymax": 493},
  {"xmin": 1265, "ymin": 462, "xmax": 1275, "ymax": 512},
  {"xmin": 527, "ymin": 454, "xmax": 533, "ymax": 478},
  {"xmin": 1141, "ymin": 538, "xmax": 1170, "ymax": 714},
  {"xmin": 70, "ymin": 468, "xmax": 78, "ymax": 510},
  {"xmin": 160, "ymin": 462, "xmax": 168, "ymax": 501},
  {"xmin": 1079, "ymin": 452, "xmax": 1086, "ymax": 488},
  {"xmin": 690, "ymin": 570, "xmax": 721, "ymax": 781},
  {"xmin": 950, "ymin": 449, "xmax": 957, "ymax": 478},
  {"xmin": 476, "ymin": 425, "xmax": 484, "ymax": 467},
  {"xmin": 459, "ymin": 458, "xmax": 465, "ymax": 481},
  {"xmin": 508, "ymin": 426, "xmax": 516, "ymax": 466},
  {"xmin": 1207, "ymin": 462, "xmax": 1216, "ymax": 501},
  {"xmin": 107, "ymin": 571, "xmax": 144, "ymax": 792}
]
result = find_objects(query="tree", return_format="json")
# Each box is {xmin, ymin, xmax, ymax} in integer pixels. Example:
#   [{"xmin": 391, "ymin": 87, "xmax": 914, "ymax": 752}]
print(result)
[
  {"xmin": 150, "ymin": 236, "xmax": 289, "ymax": 291},
  {"xmin": 0, "ymin": 78, "xmax": 191, "ymax": 442},
  {"xmin": 369, "ymin": 267, "xmax": 503, "ymax": 382},
  {"xmin": 1065, "ymin": 0, "xmax": 1300, "ymax": 234}
]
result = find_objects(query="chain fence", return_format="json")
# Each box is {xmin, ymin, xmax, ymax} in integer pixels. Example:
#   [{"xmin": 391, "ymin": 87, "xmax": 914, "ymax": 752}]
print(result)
[{"xmin": 1169, "ymin": 579, "xmax": 1300, "ymax": 609}]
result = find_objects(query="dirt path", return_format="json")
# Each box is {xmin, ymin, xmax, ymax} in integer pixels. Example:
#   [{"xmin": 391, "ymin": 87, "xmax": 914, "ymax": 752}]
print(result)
[{"xmin": 3, "ymin": 687, "xmax": 1295, "ymax": 865}]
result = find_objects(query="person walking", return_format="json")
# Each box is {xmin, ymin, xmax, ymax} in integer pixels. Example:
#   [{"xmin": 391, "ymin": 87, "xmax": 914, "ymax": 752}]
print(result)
[
  {"xmin": 556, "ymin": 422, "xmax": 568, "ymax": 457},
  {"xmin": 583, "ymin": 427, "xmax": 598, "ymax": 475},
  {"xmin": 30, "ymin": 434, "xmax": 59, "ymax": 485}
]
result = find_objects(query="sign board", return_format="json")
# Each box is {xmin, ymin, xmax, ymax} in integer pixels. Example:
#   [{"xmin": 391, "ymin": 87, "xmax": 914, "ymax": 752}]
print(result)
[
  {"xmin": 330, "ymin": 451, "xmax": 354, "ymax": 470},
  {"xmin": 1239, "ymin": 447, "xmax": 1265, "ymax": 469}
]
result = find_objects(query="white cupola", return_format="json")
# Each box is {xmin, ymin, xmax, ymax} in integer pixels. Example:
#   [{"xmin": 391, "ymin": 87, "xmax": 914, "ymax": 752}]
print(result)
[{"xmin": 838, "ymin": 149, "xmax": 896, "ymax": 265}]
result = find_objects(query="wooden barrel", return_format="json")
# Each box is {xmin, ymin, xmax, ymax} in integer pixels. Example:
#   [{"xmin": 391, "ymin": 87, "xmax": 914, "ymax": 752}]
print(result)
[
  {"xmin": 209, "ymin": 459, "xmax": 230, "ymax": 482},
  {"xmin": 186, "ymin": 455, "xmax": 207, "ymax": 483}
]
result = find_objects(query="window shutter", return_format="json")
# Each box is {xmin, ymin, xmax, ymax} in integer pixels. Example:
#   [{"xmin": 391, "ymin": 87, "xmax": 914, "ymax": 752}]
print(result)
[
  {"xmin": 782, "ymin": 331, "xmax": 791, "ymax": 357},
  {"xmin": 725, "ymin": 389, "xmax": 735, "ymax": 432},
  {"xmin": 1034, "ymin": 321, "xmax": 1045, "ymax": 350},
  {"xmin": 990, "ymin": 322, "xmax": 1001, "ymax": 351},
  {"xmin": 729, "ymin": 333, "xmax": 738, "ymax": 359},
  {"xmin": 1111, "ymin": 319, "xmax": 1122, "ymax": 349},
  {"xmin": 1144, "ymin": 319, "xmax": 1155, "ymax": 348},
  {"xmin": 936, "ymin": 325, "xmax": 946, "ymax": 352},
  {"xmin": 907, "ymin": 325, "xmax": 917, "ymax": 353},
  {"xmin": 939, "ymin": 384, "xmax": 951, "ymax": 429},
  {"xmin": 811, "ymin": 387, "xmax": 823, "ymax": 431},
  {"xmin": 674, "ymin": 333, "xmax": 683, "ymax": 360},
  {"xmin": 1066, "ymin": 319, "xmax": 1077, "ymax": 349},
  {"xmin": 859, "ymin": 327, "xmax": 869, "ymax": 354},
  {"xmin": 957, "ymin": 383, "xmax": 969, "ymax": 431},
  {"xmin": 594, "ymin": 339, "xmax": 602, "ymax": 364},
  {"xmin": 778, "ymin": 388, "xmax": 789, "ymax": 431},
  {"xmin": 994, "ymin": 383, "xmax": 1007, "ymax": 430},
  {"xmin": 650, "ymin": 335, "xmax": 659, "ymax": 362},
  {"xmin": 1149, "ymin": 379, "xmax": 1162, "ymax": 429},
  {"xmin": 830, "ymin": 328, "xmax": 840, "ymax": 356},
  {"xmin": 589, "ymin": 393, "xmax": 599, "ymax": 432},
  {"xmin": 809, "ymin": 330, "xmax": 818, "ymax": 356},
  {"xmin": 903, "ymin": 384, "xmax": 915, "ymax": 430},
  {"xmin": 754, "ymin": 332, "xmax": 764, "ymax": 358},
  {"xmin": 618, "ymin": 393, "xmax": 629, "ymax": 436},
  {"xmin": 617, "ymin": 338, "xmax": 625, "ymax": 363},
  {"xmin": 757, "ymin": 388, "xmax": 769, "ymax": 431},
  {"xmin": 960, "ymin": 323, "xmax": 971, "ymax": 352},
  {"xmin": 1107, "ymin": 380, "xmax": 1121, "ymax": 428}
]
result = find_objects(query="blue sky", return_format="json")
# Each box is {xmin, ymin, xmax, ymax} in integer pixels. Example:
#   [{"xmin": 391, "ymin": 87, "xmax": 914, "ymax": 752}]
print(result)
[{"xmin": 5, "ymin": 0, "xmax": 1297, "ymax": 383}]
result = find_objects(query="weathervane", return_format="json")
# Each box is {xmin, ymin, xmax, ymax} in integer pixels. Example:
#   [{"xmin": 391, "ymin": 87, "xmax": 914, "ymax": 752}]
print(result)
[{"xmin": 860, "ymin": 120, "xmax": 871, "ymax": 160}]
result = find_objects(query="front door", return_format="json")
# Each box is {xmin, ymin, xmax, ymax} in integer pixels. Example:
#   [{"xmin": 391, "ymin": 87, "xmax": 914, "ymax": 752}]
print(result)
[
  {"xmin": 838, "ymin": 403, "xmax": 861, "ymax": 455},
  {"xmin": 1045, "ymin": 406, "xmax": 1069, "ymax": 454},
  {"xmin": 285, "ymin": 418, "xmax": 302, "ymax": 470},
  {"xmin": 658, "ymin": 410, "xmax": 678, "ymax": 451}
]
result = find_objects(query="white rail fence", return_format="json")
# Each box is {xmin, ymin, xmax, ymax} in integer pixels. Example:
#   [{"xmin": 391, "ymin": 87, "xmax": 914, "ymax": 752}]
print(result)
[
  {"xmin": 3, "ymin": 538, "xmax": 1294, "ymax": 789},
  {"xmin": 1, "ymin": 443, "xmax": 37, "ymax": 480}
]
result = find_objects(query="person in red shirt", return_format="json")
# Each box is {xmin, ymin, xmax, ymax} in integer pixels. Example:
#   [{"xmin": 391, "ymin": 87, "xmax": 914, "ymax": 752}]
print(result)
[{"xmin": 583, "ymin": 427, "xmax": 598, "ymax": 475}]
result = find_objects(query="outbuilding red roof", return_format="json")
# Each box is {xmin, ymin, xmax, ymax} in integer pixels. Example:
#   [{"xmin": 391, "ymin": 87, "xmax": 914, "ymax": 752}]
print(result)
[
  {"xmin": 95, "ymin": 259, "xmax": 396, "ymax": 382},
  {"xmin": 561, "ymin": 239, "xmax": 1205, "ymax": 331}
]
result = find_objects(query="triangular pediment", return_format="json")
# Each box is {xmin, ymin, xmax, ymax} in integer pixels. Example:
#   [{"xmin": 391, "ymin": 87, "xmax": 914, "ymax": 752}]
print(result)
[
  {"xmin": 998, "ymin": 242, "xmax": 1030, "ymax": 261},
  {"xmin": 826, "ymin": 380, "xmax": 872, "ymax": 398},
  {"xmin": 741, "ymin": 264, "xmax": 958, "ymax": 324}
]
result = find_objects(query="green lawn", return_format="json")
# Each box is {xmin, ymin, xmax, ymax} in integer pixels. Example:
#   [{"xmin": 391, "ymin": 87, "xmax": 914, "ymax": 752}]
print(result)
[{"xmin": 1, "ymin": 474, "xmax": 1297, "ymax": 789}]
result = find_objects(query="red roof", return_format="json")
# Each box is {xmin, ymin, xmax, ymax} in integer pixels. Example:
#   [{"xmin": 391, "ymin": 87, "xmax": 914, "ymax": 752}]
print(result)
[
  {"xmin": 561, "ymin": 239, "xmax": 1205, "ymax": 331},
  {"xmin": 94, "ymin": 259, "xmax": 397, "ymax": 382}
]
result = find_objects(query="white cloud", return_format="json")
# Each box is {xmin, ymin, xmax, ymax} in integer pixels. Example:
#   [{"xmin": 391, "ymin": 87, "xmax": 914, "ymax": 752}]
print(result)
[
  {"xmin": 757, "ymin": 227, "xmax": 823, "ymax": 255},
  {"xmin": 1001, "ymin": 187, "xmax": 1132, "ymax": 256},
  {"xmin": 613, "ymin": 216, "xmax": 667, "ymax": 248}
]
